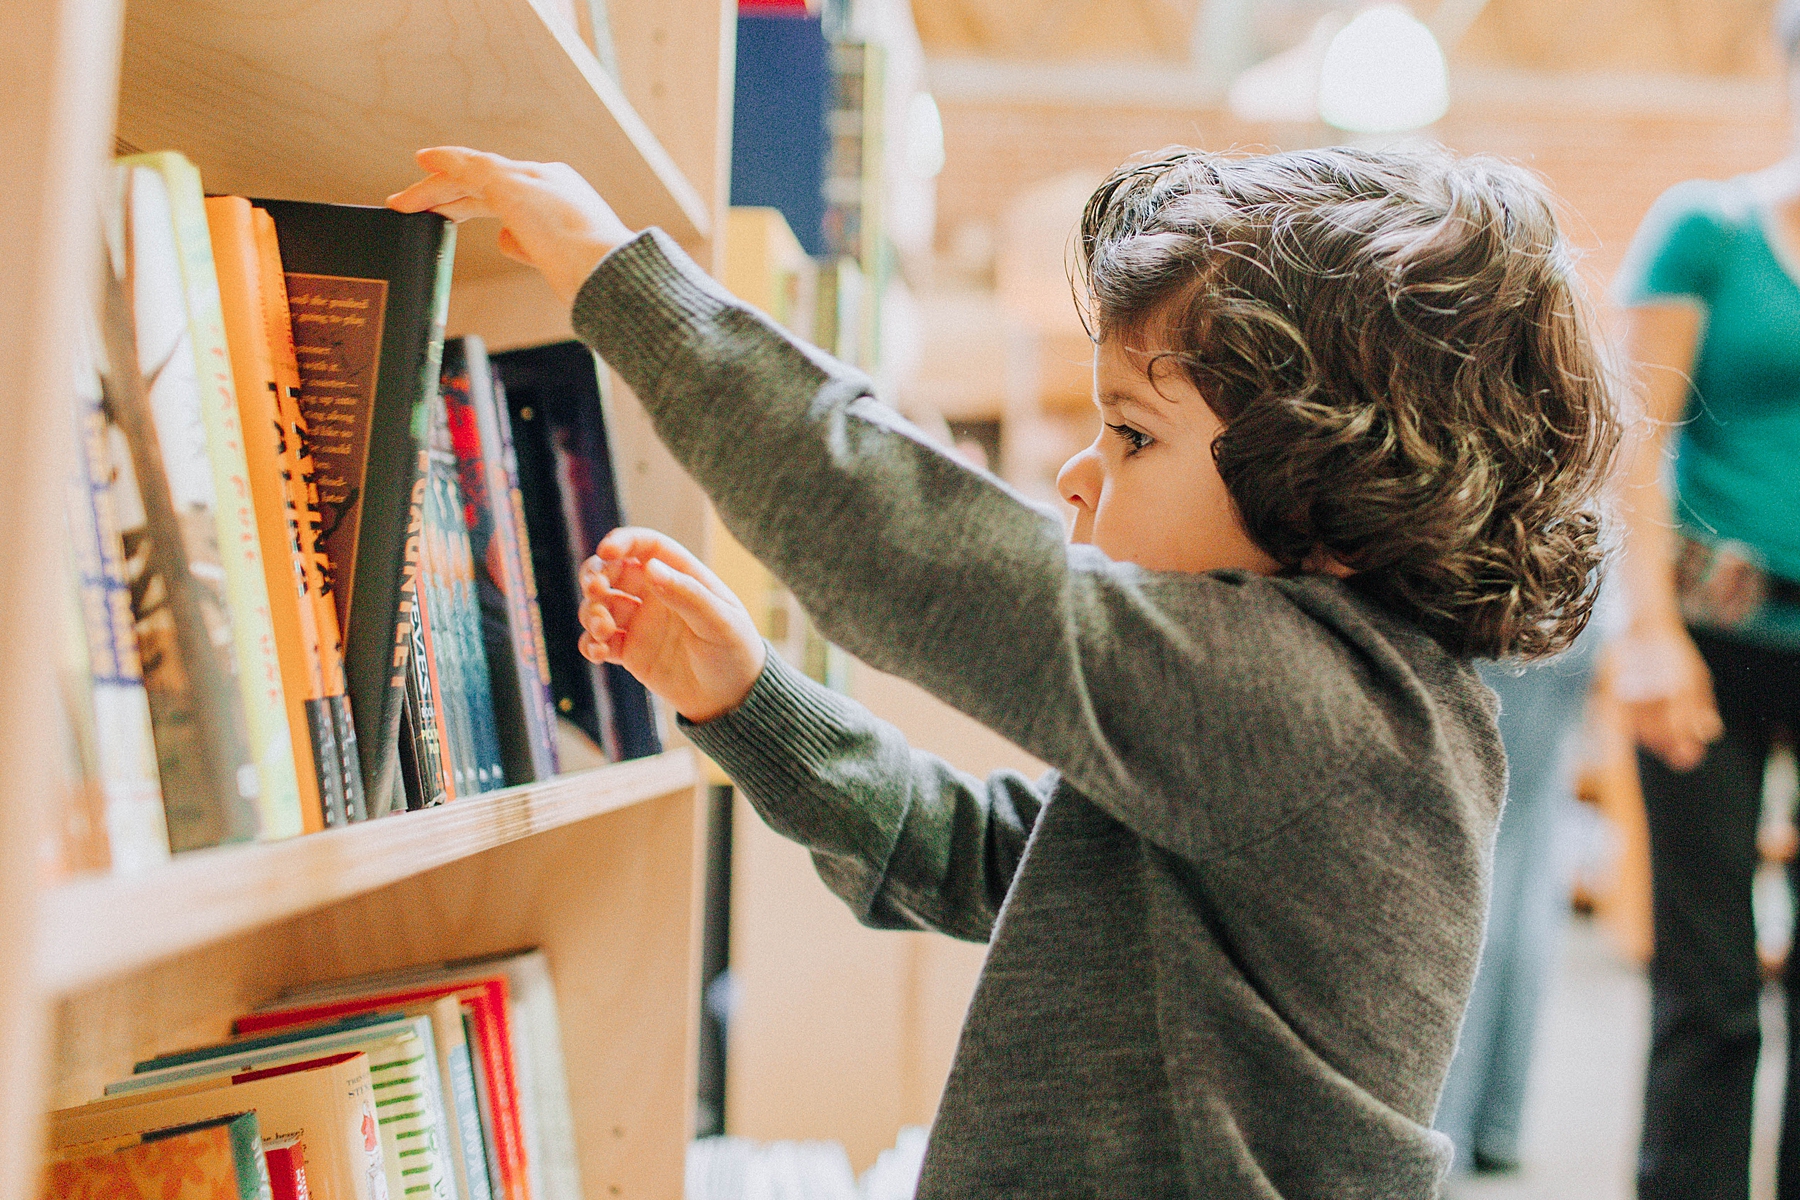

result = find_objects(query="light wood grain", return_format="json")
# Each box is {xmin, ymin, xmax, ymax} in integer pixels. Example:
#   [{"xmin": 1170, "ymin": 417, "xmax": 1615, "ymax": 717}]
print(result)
[
  {"xmin": 115, "ymin": 0, "xmax": 710, "ymax": 281},
  {"xmin": 38, "ymin": 751, "xmax": 698, "ymax": 996},
  {"xmin": 0, "ymin": 1, "xmax": 126, "ymax": 1197},
  {"xmin": 610, "ymin": 0, "xmax": 735, "ymax": 270}
]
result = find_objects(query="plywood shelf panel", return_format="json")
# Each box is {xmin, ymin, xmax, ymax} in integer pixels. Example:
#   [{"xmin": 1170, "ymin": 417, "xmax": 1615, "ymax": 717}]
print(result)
[
  {"xmin": 115, "ymin": 0, "xmax": 711, "ymax": 279},
  {"xmin": 38, "ymin": 750, "xmax": 698, "ymax": 996}
]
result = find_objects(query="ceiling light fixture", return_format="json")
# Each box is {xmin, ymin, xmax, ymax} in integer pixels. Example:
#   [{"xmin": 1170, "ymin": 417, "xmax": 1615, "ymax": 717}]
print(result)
[{"xmin": 1316, "ymin": 5, "xmax": 1448, "ymax": 134}]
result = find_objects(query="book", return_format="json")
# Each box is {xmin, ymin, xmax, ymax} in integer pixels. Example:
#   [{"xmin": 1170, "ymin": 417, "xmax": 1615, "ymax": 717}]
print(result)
[
  {"xmin": 250, "ymin": 951, "xmax": 577, "ymax": 1200},
  {"xmin": 111, "ymin": 1017, "xmax": 457, "ymax": 1200},
  {"xmin": 122, "ymin": 152, "xmax": 305, "ymax": 842},
  {"xmin": 421, "ymin": 403, "xmax": 476, "ymax": 798},
  {"xmin": 206, "ymin": 194, "xmax": 339, "ymax": 835},
  {"xmin": 251, "ymin": 198, "xmax": 456, "ymax": 817},
  {"xmin": 491, "ymin": 342, "xmax": 660, "ymax": 764},
  {"xmin": 397, "ymin": 452, "xmax": 454, "ymax": 811},
  {"xmin": 252, "ymin": 209, "xmax": 365, "ymax": 822},
  {"xmin": 239, "ymin": 978, "xmax": 526, "ymax": 1200},
  {"xmin": 62, "ymin": 315, "xmax": 169, "ymax": 872},
  {"xmin": 102, "ymin": 167, "xmax": 261, "ymax": 850},
  {"xmin": 45, "ymin": 1110, "xmax": 274, "ymax": 1200},
  {"xmin": 440, "ymin": 339, "xmax": 559, "ymax": 787},
  {"xmin": 51, "ymin": 512, "xmax": 111, "ymax": 880},
  {"xmin": 262, "ymin": 1133, "xmax": 310, "ymax": 1200},
  {"xmin": 426, "ymin": 390, "xmax": 503, "ymax": 794},
  {"xmin": 49, "ymin": 1051, "xmax": 386, "ymax": 1200}
]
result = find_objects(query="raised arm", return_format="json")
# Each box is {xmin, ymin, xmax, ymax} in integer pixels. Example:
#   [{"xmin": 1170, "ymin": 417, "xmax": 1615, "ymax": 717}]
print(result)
[{"xmin": 389, "ymin": 149, "xmax": 1446, "ymax": 865}]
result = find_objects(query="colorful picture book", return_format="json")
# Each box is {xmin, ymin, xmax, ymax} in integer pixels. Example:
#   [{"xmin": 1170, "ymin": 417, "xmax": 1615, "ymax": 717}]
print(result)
[
  {"xmin": 50, "ymin": 1051, "xmax": 385, "ymax": 1200},
  {"xmin": 44, "ymin": 1110, "xmax": 273, "ymax": 1200}
]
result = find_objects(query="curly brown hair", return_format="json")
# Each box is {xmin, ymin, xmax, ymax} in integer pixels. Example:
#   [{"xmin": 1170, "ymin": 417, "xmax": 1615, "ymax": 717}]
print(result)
[{"xmin": 1077, "ymin": 145, "xmax": 1620, "ymax": 660}]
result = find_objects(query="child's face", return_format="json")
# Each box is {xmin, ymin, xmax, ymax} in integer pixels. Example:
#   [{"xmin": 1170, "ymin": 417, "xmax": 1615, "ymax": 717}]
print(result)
[{"xmin": 1056, "ymin": 338, "xmax": 1280, "ymax": 576}]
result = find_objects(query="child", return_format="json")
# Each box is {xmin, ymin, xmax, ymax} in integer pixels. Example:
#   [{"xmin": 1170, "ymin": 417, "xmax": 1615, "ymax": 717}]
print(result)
[{"xmin": 390, "ymin": 143, "xmax": 1618, "ymax": 1196}]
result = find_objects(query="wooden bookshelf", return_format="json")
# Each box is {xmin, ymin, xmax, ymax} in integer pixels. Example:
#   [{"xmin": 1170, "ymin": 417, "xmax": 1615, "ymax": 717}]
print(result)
[
  {"xmin": 116, "ymin": 0, "xmax": 712, "ymax": 280},
  {"xmin": 3, "ymin": 0, "xmax": 732, "ymax": 1197},
  {"xmin": 38, "ymin": 752, "xmax": 700, "ymax": 996}
]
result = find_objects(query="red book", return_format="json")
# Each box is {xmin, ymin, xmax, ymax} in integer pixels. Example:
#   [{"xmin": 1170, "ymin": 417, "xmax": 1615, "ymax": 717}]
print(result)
[
  {"xmin": 262, "ymin": 1133, "xmax": 310, "ymax": 1200},
  {"xmin": 235, "ymin": 979, "xmax": 525, "ymax": 1200}
]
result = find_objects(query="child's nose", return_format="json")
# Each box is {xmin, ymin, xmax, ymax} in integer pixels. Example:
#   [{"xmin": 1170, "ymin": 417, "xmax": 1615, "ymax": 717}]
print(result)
[{"xmin": 1056, "ymin": 445, "xmax": 1101, "ymax": 514}]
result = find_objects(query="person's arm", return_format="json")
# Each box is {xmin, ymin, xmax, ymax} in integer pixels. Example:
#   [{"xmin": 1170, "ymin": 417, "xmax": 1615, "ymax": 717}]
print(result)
[
  {"xmin": 570, "ymin": 526, "xmax": 1041, "ymax": 940},
  {"xmin": 686, "ymin": 649, "xmax": 1046, "ymax": 942},
  {"xmin": 389, "ymin": 149, "xmax": 1418, "ymax": 865},
  {"xmin": 1613, "ymin": 304, "xmax": 1722, "ymax": 770},
  {"xmin": 1609, "ymin": 182, "xmax": 1728, "ymax": 771}
]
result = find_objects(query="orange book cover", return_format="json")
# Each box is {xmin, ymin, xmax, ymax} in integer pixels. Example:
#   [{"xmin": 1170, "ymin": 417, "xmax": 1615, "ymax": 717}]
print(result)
[
  {"xmin": 49, "ymin": 1051, "xmax": 384, "ymax": 1200},
  {"xmin": 204, "ymin": 195, "xmax": 332, "ymax": 835},
  {"xmin": 45, "ymin": 1111, "xmax": 269, "ymax": 1200},
  {"xmin": 251, "ymin": 209, "xmax": 365, "ymax": 823}
]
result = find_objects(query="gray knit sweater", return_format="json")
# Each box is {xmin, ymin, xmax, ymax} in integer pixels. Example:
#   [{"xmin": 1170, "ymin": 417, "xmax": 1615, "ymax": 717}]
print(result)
[{"xmin": 572, "ymin": 230, "xmax": 1505, "ymax": 1199}]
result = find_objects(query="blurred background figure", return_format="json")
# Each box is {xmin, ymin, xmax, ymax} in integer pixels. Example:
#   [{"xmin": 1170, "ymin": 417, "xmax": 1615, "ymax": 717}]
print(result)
[
  {"xmin": 1612, "ymin": 3, "xmax": 1800, "ymax": 1195},
  {"xmin": 1435, "ymin": 617, "xmax": 1609, "ymax": 1177}
]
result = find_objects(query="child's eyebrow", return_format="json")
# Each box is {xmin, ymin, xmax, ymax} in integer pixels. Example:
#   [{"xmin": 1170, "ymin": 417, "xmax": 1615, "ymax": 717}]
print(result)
[{"xmin": 1099, "ymin": 390, "xmax": 1166, "ymax": 418}]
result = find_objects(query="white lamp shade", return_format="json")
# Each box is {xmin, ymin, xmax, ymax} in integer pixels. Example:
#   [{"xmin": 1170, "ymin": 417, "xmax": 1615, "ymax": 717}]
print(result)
[{"xmin": 1317, "ymin": 5, "xmax": 1449, "ymax": 134}]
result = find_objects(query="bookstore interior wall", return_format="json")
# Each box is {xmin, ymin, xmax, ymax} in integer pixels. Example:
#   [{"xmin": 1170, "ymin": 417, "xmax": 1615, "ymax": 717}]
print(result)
[{"xmin": 4, "ymin": 1, "xmax": 735, "ymax": 1198}]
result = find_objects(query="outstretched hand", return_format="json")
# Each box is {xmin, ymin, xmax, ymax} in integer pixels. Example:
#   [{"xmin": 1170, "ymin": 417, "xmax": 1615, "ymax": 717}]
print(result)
[
  {"xmin": 386, "ymin": 147, "xmax": 634, "ymax": 303},
  {"xmin": 578, "ymin": 528, "xmax": 767, "ymax": 724}
]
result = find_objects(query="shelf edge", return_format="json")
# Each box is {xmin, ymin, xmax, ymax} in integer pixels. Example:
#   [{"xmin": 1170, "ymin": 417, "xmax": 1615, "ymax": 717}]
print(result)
[{"xmin": 36, "ymin": 749, "xmax": 699, "ymax": 997}]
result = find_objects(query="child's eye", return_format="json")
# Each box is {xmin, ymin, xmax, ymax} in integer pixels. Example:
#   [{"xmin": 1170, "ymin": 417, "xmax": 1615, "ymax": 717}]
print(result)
[{"xmin": 1107, "ymin": 422, "xmax": 1153, "ymax": 455}]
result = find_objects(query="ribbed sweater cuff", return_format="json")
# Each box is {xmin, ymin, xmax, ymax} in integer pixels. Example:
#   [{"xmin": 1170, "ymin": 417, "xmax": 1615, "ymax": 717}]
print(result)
[
  {"xmin": 570, "ymin": 228, "xmax": 734, "ymax": 395},
  {"xmin": 680, "ymin": 649, "xmax": 859, "ymax": 805}
]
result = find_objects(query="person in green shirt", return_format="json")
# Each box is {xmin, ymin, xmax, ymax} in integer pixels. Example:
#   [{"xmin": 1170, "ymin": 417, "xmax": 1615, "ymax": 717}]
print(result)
[{"xmin": 1614, "ymin": 3, "xmax": 1800, "ymax": 1194}]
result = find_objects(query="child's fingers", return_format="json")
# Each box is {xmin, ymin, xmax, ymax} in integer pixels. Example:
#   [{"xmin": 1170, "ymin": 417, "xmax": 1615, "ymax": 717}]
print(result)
[
  {"xmin": 597, "ymin": 527, "xmax": 706, "ymax": 575},
  {"xmin": 578, "ymin": 628, "xmax": 625, "ymax": 665},
  {"xmin": 579, "ymin": 581, "xmax": 642, "ymax": 634},
  {"xmin": 598, "ymin": 527, "xmax": 742, "ymax": 606},
  {"xmin": 646, "ymin": 557, "xmax": 741, "ymax": 643}
]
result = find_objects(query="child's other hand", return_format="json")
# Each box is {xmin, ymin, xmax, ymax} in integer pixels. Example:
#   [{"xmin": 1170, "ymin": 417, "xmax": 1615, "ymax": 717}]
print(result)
[
  {"xmin": 578, "ymin": 528, "xmax": 767, "ymax": 724},
  {"xmin": 386, "ymin": 147, "xmax": 634, "ymax": 303}
]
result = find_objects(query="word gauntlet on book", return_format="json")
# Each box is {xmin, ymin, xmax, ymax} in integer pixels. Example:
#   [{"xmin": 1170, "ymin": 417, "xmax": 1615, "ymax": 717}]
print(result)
[{"xmin": 52, "ymin": 149, "xmax": 660, "ymax": 873}]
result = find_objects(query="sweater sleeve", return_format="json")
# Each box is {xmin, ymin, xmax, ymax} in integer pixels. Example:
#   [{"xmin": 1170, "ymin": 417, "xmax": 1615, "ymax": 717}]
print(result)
[
  {"xmin": 573, "ymin": 230, "xmax": 1439, "ymax": 865},
  {"xmin": 683, "ymin": 648, "xmax": 1046, "ymax": 942}
]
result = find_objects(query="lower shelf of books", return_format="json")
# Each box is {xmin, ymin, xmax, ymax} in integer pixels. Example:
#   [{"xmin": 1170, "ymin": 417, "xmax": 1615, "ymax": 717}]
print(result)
[{"xmin": 39, "ymin": 748, "xmax": 699, "ymax": 996}]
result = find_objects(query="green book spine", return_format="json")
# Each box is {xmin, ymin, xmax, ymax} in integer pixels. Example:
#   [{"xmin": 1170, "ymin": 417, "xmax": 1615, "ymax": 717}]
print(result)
[
  {"xmin": 367, "ymin": 1031, "xmax": 455, "ymax": 1200},
  {"xmin": 122, "ymin": 152, "xmax": 304, "ymax": 841}
]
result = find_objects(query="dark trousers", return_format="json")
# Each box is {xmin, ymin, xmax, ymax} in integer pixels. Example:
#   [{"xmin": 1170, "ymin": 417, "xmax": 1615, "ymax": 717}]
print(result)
[{"xmin": 1638, "ymin": 629, "xmax": 1800, "ymax": 1200}]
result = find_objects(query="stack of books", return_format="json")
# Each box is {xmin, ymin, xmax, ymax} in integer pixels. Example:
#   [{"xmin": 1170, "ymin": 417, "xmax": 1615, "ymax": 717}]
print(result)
[
  {"xmin": 42, "ymin": 949, "xmax": 578, "ymax": 1200},
  {"xmin": 51, "ymin": 149, "xmax": 660, "ymax": 876}
]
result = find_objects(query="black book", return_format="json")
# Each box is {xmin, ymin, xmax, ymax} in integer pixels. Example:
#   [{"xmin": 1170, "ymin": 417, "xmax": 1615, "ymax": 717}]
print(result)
[
  {"xmin": 251, "ymin": 200, "xmax": 456, "ymax": 816},
  {"xmin": 491, "ymin": 341, "xmax": 660, "ymax": 762}
]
